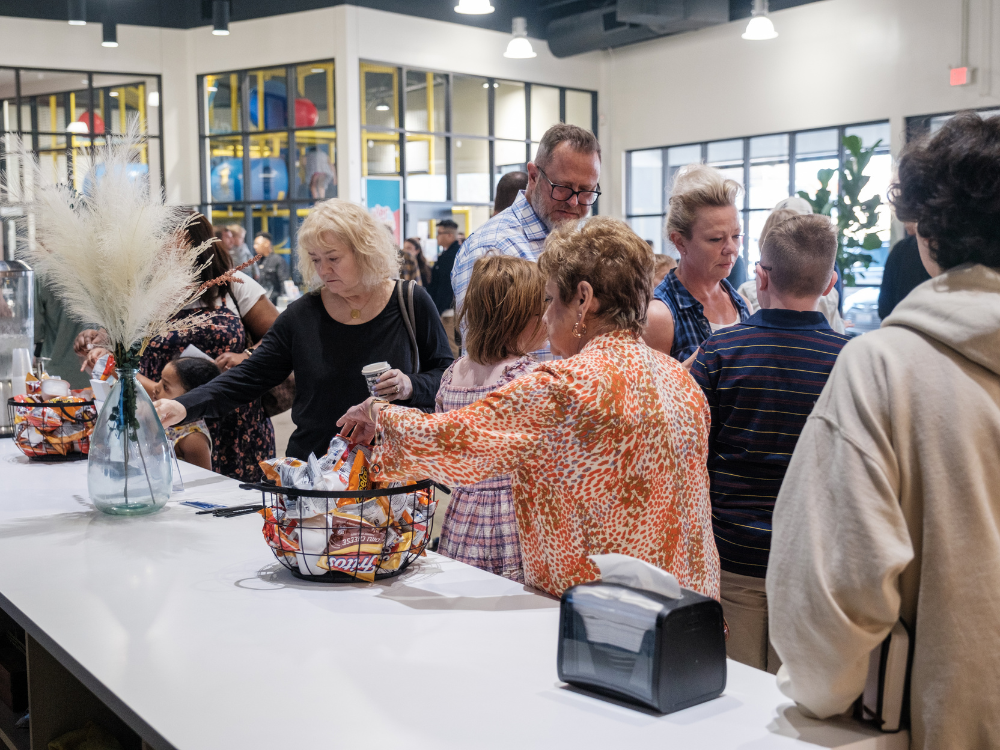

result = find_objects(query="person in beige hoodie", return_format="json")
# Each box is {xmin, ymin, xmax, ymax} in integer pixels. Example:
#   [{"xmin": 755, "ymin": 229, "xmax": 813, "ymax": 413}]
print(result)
[{"xmin": 767, "ymin": 110, "xmax": 1000, "ymax": 750}]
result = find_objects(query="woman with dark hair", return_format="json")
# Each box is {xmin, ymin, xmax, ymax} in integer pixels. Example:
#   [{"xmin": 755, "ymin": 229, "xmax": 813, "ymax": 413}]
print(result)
[
  {"xmin": 86, "ymin": 214, "xmax": 276, "ymax": 480},
  {"xmin": 400, "ymin": 237, "xmax": 431, "ymax": 286},
  {"xmin": 767, "ymin": 111, "xmax": 1000, "ymax": 749}
]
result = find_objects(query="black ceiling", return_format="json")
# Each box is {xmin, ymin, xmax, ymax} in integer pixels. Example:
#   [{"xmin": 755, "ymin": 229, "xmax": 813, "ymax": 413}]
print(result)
[{"xmin": 0, "ymin": 0, "xmax": 823, "ymax": 38}]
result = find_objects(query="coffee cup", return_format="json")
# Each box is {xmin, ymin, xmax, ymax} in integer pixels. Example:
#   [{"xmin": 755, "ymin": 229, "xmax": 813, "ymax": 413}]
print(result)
[{"xmin": 361, "ymin": 361, "xmax": 391, "ymax": 397}]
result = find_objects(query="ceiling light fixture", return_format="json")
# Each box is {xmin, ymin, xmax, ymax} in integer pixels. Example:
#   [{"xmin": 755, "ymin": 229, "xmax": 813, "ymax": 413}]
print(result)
[
  {"xmin": 207, "ymin": 86, "xmax": 218, "ymax": 92},
  {"xmin": 102, "ymin": 21, "xmax": 118, "ymax": 47},
  {"xmin": 454, "ymin": 0, "xmax": 494, "ymax": 14},
  {"xmin": 504, "ymin": 17, "xmax": 536, "ymax": 59},
  {"xmin": 375, "ymin": 104, "xmax": 390, "ymax": 111},
  {"xmin": 109, "ymin": 91, "xmax": 119, "ymax": 97},
  {"xmin": 742, "ymin": 0, "xmax": 778, "ymax": 40},
  {"xmin": 148, "ymin": 91, "xmax": 160, "ymax": 107},
  {"xmin": 212, "ymin": 0, "xmax": 230, "ymax": 35},
  {"xmin": 310, "ymin": 67, "xmax": 324, "ymax": 74},
  {"xmin": 67, "ymin": 121, "xmax": 89, "ymax": 134},
  {"xmin": 68, "ymin": 0, "xmax": 87, "ymax": 25}
]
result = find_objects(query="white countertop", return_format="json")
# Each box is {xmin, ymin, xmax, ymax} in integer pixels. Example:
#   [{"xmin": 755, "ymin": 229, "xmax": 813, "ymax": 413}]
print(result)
[{"xmin": 0, "ymin": 441, "xmax": 906, "ymax": 750}]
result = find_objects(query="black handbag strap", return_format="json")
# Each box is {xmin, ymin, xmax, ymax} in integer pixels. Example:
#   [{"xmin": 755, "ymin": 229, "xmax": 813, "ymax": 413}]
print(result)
[{"xmin": 396, "ymin": 280, "xmax": 420, "ymax": 373}]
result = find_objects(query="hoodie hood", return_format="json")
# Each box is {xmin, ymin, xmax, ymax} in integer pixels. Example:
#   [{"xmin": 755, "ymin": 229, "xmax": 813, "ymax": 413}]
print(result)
[{"xmin": 882, "ymin": 263, "xmax": 1000, "ymax": 376}]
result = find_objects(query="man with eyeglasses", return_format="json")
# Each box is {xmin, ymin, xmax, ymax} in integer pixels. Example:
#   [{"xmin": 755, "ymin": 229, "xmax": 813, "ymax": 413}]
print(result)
[{"xmin": 451, "ymin": 123, "xmax": 601, "ymax": 354}]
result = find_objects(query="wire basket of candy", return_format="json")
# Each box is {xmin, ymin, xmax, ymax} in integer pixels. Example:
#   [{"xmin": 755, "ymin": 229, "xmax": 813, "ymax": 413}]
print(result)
[
  {"xmin": 7, "ymin": 395, "xmax": 98, "ymax": 461},
  {"xmin": 242, "ymin": 437, "xmax": 443, "ymax": 582}
]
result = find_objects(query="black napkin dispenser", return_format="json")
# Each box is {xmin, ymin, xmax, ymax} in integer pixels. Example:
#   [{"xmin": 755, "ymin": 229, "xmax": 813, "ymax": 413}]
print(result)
[{"xmin": 557, "ymin": 581, "xmax": 726, "ymax": 714}]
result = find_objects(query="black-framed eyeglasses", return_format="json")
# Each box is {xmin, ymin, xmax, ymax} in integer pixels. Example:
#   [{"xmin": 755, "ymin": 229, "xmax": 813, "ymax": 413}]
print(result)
[
  {"xmin": 755, "ymin": 261, "xmax": 773, "ymax": 271},
  {"xmin": 537, "ymin": 167, "xmax": 601, "ymax": 206}
]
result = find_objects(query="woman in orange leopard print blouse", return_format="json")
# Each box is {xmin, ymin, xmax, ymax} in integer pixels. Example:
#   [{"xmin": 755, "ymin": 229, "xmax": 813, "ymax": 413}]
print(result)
[{"xmin": 339, "ymin": 217, "xmax": 719, "ymax": 599}]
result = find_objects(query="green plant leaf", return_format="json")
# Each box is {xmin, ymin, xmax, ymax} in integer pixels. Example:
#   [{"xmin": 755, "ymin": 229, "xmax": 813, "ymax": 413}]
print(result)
[{"xmin": 861, "ymin": 233, "xmax": 883, "ymax": 250}]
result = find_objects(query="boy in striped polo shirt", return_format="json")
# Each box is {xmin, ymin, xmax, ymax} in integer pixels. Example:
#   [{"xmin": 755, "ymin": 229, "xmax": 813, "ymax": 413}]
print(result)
[{"xmin": 691, "ymin": 213, "xmax": 851, "ymax": 673}]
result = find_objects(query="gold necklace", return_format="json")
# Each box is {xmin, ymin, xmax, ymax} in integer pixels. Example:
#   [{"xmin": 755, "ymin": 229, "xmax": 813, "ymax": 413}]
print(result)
[{"xmin": 346, "ymin": 289, "xmax": 376, "ymax": 320}]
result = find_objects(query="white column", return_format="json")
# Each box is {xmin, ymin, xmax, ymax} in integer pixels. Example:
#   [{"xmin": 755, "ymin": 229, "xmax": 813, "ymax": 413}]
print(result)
[{"xmin": 334, "ymin": 5, "xmax": 363, "ymax": 205}]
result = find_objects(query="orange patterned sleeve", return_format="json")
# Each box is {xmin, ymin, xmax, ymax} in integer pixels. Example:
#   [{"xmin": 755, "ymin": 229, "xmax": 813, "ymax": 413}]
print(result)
[{"xmin": 373, "ymin": 369, "xmax": 558, "ymax": 487}]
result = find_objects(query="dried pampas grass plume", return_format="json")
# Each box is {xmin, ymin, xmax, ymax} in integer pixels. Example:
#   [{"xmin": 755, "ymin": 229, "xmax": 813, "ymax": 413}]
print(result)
[{"xmin": 0, "ymin": 117, "xmax": 212, "ymax": 358}]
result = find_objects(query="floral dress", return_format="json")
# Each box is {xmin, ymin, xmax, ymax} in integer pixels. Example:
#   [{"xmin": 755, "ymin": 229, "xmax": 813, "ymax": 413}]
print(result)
[
  {"xmin": 435, "ymin": 356, "xmax": 536, "ymax": 582},
  {"xmin": 140, "ymin": 307, "xmax": 275, "ymax": 481},
  {"xmin": 374, "ymin": 330, "xmax": 720, "ymax": 599}
]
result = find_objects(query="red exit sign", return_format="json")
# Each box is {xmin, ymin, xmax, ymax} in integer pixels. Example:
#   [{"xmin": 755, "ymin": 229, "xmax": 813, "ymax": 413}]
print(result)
[{"xmin": 950, "ymin": 66, "xmax": 975, "ymax": 86}]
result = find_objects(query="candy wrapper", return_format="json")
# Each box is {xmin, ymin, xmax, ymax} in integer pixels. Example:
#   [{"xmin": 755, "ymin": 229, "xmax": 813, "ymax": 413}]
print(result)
[
  {"xmin": 92, "ymin": 353, "xmax": 116, "ymax": 382},
  {"xmin": 9, "ymin": 394, "xmax": 97, "ymax": 459},
  {"xmin": 256, "ymin": 436, "xmax": 437, "ymax": 580}
]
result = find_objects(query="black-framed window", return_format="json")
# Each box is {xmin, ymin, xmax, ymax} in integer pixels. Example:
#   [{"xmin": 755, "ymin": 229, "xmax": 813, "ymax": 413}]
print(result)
[
  {"xmin": 906, "ymin": 105, "xmax": 1000, "ymax": 140},
  {"xmin": 360, "ymin": 60, "xmax": 597, "ymax": 258},
  {"xmin": 198, "ymin": 60, "xmax": 336, "ymax": 273},
  {"xmin": 0, "ymin": 66, "xmax": 164, "ymax": 192},
  {"xmin": 626, "ymin": 121, "xmax": 893, "ymax": 278}
]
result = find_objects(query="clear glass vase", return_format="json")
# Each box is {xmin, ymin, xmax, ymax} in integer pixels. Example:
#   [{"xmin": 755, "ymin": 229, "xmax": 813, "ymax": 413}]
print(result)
[{"xmin": 88, "ymin": 368, "xmax": 172, "ymax": 515}]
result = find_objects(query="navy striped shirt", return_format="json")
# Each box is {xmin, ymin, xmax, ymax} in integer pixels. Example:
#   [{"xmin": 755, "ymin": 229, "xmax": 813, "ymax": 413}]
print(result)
[{"xmin": 691, "ymin": 309, "xmax": 850, "ymax": 578}]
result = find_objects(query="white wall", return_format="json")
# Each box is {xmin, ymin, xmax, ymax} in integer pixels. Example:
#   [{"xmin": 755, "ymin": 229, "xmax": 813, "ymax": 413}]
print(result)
[{"xmin": 600, "ymin": 0, "xmax": 1000, "ymax": 218}]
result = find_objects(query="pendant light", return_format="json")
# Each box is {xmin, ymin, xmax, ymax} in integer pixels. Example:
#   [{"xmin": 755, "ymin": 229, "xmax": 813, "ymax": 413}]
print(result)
[
  {"xmin": 68, "ymin": 0, "xmax": 87, "ymax": 25},
  {"xmin": 454, "ymin": 0, "xmax": 494, "ymax": 14},
  {"xmin": 102, "ymin": 21, "xmax": 118, "ymax": 47},
  {"xmin": 212, "ymin": 0, "xmax": 230, "ymax": 35},
  {"xmin": 504, "ymin": 17, "xmax": 536, "ymax": 59},
  {"xmin": 742, "ymin": 0, "xmax": 778, "ymax": 40}
]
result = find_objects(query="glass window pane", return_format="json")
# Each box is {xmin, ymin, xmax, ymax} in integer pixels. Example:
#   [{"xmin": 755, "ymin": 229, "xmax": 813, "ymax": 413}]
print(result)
[
  {"xmin": 629, "ymin": 149, "xmax": 662, "ymax": 216},
  {"xmin": 708, "ymin": 139, "xmax": 743, "ymax": 165},
  {"xmin": 860, "ymin": 152, "xmax": 893, "ymax": 249},
  {"xmin": 749, "ymin": 162, "xmax": 789, "ymax": 209},
  {"xmin": 565, "ymin": 90, "xmax": 592, "ymax": 130},
  {"xmin": 495, "ymin": 139, "xmax": 526, "ymax": 172},
  {"xmin": 364, "ymin": 131, "xmax": 399, "ymax": 176},
  {"xmin": 530, "ymin": 85, "xmax": 560, "ymax": 141},
  {"xmin": 205, "ymin": 73, "xmax": 240, "ymax": 135},
  {"xmin": 251, "ymin": 203, "xmax": 292, "ymax": 255},
  {"xmin": 249, "ymin": 133, "xmax": 289, "ymax": 201},
  {"xmin": 795, "ymin": 157, "xmax": 838, "ymax": 208},
  {"xmin": 750, "ymin": 133, "xmax": 788, "ymax": 161},
  {"xmin": 293, "ymin": 129, "xmax": 337, "ymax": 200},
  {"xmin": 845, "ymin": 122, "xmax": 890, "ymax": 150},
  {"xmin": 795, "ymin": 128, "xmax": 838, "ymax": 158},
  {"xmin": 0, "ymin": 70, "xmax": 16, "ymax": 131},
  {"xmin": 406, "ymin": 134, "xmax": 447, "ymax": 202},
  {"xmin": 36, "ymin": 147, "xmax": 68, "ymax": 186},
  {"xmin": 629, "ymin": 216, "xmax": 663, "ymax": 255},
  {"xmin": 147, "ymin": 137, "xmax": 162, "ymax": 192},
  {"xmin": 92, "ymin": 76, "xmax": 154, "ymax": 136},
  {"xmin": 296, "ymin": 63, "xmax": 334, "ymax": 128},
  {"xmin": 452, "ymin": 75, "xmax": 488, "ymax": 136},
  {"xmin": 362, "ymin": 63, "xmax": 398, "ymax": 130},
  {"xmin": 495, "ymin": 80, "xmax": 526, "ymax": 140},
  {"xmin": 247, "ymin": 67, "xmax": 288, "ymax": 132},
  {"xmin": 208, "ymin": 135, "xmax": 244, "ymax": 202},
  {"xmin": 746, "ymin": 209, "xmax": 769, "ymax": 275},
  {"xmin": 454, "ymin": 137, "xmax": 489, "ymax": 203},
  {"xmin": 668, "ymin": 144, "xmax": 701, "ymax": 166},
  {"xmin": 405, "ymin": 70, "xmax": 445, "ymax": 133}
]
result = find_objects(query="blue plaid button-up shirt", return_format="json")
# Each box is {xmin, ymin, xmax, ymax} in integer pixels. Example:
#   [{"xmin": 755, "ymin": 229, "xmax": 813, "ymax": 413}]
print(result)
[
  {"xmin": 653, "ymin": 269, "xmax": 751, "ymax": 361},
  {"xmin": 451, "ymin": 190, "xmax": 549, "ymax": 319}
]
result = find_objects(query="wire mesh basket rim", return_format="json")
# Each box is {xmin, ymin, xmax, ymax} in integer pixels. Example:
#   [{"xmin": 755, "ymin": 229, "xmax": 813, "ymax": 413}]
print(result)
[
  {"xmin": 6, "ymin": 397, "xmax": 99, "ymax": 425},
  {"xmin": 238, "ymin": 477, "xmax": 448, "ymax": 499}
]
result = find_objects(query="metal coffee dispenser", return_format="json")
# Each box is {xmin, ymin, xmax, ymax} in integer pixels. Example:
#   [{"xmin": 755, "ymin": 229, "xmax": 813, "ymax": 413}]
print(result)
[
  {"xmin": 557, "ymin": 554, "xmax": 726, "ymax": 714},
  {"xmin": 0, "ymin": 259, "xmax": 34, "ymax": 437}
]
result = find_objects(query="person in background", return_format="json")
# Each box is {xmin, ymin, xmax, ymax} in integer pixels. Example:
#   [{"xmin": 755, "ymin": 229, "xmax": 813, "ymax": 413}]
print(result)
[
  {"xmin": 35, "ymin": 276, "xmax": 89, "ymax": 388},
  {"xmin": 739, "ymin": 209, "xmax": 847, "ymax": 333},
  {"xmin": 727, "ymin": 253, "xmax": 748, "ymax": 290},
  {"xmin": 305, "ymin": 145, "xmax": 337, "ymax": 200},
  {"xmin": 451, "ymin": 124, "xmax": 602, "ymax": 352},
  {"xmin": 254, "ymin": 232, "xmax": 290, "ymax": 305},
  {"xmin": 493, "ymin": 170, "xmax": 529, "ymax": 215},
  {"xmin": 427, "ymin": 219, "xmax": 462, "ymax": 357},
  {"xmin": 153, "ymin": 356, "xmax": 220, "ymax": 472},
  {"xmin": 652, "ymin": 253, "xmax": 678, "ymax": 287},
  {"xmin": 433, "ymin": 256, "xmax": 547, "ymax": 582},
  {"xmin": 691, "ymin": 214, "xmax": 849, "ymax": 674},
  {"xmin": 155, "ymin": 198, "xmax": 453, "ymax": 461},
  {"xmin": 767, "ymin": 111, "xmax": 1000, "ymax": 749},
  {"xmin": 226, "ymin": 224, "xmax": 258, "ymax": 281},
  {"xmin": 457, "ymin": 231, "xmax": 465, "ymax": 246},
  {"xmin": 644, "ymin": 164, "xmax": 750, "ymax": 363},
  {"xmin": 400, "ymin": 237, "xmax": 431, "ymax": 287},
  {"xmin": 878, "ymin": 223, "xmax": 930, "ymax": 320},
  {"xmin": 338, "ymin": 217, "xmax": 719, "ymax": 600}
]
